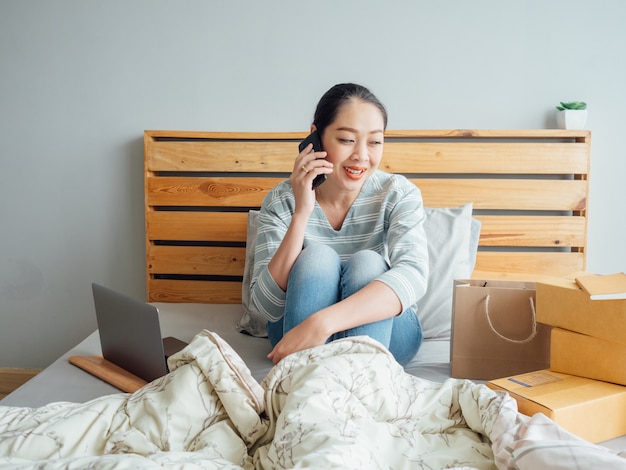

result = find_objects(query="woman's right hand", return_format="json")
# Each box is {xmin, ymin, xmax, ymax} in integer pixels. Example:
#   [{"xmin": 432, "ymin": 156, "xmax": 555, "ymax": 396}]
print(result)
[
  {"xmin": 268, "ymin": 144, "xmax": 333, "ymax": 291},
  {"xmin": 290, "ymin": 144, "xmax": 332, "ymax": 216}
]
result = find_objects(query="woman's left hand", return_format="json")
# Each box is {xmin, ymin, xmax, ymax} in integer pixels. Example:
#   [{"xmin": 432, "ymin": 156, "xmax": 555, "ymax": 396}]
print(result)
[{"xmin": 267, "ymin": 314, "xmax": 329, "ymax": 365}]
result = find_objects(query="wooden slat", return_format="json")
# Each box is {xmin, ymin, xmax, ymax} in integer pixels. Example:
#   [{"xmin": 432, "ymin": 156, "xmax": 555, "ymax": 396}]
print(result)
[
  {"xmin": 477, "ymin": 215, "xmax": 586, "ymax": 247},
  {"xmin": 148, "ymin": 255, "xmax": 586, "ymax": 303},
  {"xmin": 146, "ymin": 213, "xmax": 586, "ymax": 248},
  {"xmin": 414, "ymin": 178, "xmax": 588, "ymax": 211},
  {"xmin": 147, "ymin": 176, "xmax": 587, "ymax": 211},
  {"xmin": 474, "ymin": 252, "xmax": 585, "ymax": 277},
  {"xmin": 148, "ymin": 246, "xmax": 245, "ymax": 276},
  {"xmin": 147, "ymin": 212, "xmax": 248, "ymax": 242},
  {"xmin": 146, "ymin": 140, "xmax": 298, "ymax": 172},
  {"xmin": 147, "ymin": 279, "xmax": 243, "ymax": 303},
  {"xmin": 381, "ymin": 142, "xmax": 589, "ymax": 174},
  {"xmin": 383, "ymin": 129, "xmax": 591, "ymax": 140},
  {"xmin": 146, "ymin": 176, "xmax": 283, "ymax": 207},
  {"xmin": 145, "ymin": 130, "xmax": 306, "ymax": 140},
  {"xmin": 146, "ymin": 129, "xmax": 590, "ymax": 140},
  {"xmin": 145, "ymin": 231, "xmax": 586, "ymax": 278},
  {"xmin": 146, "ymin": 140, "xmax": 590, "ymax": 175}
]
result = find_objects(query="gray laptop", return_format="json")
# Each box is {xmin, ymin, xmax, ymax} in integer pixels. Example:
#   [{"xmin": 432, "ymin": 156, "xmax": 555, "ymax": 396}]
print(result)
[{"xmin": 92, "ymin": 283, "xmax": 187, "ymax": 382}]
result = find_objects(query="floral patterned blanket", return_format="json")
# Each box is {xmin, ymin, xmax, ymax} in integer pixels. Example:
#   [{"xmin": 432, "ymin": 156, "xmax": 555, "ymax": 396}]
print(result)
[{"xmin": 0, "ymin": 331, "xmax": 624, "ymax": 469}]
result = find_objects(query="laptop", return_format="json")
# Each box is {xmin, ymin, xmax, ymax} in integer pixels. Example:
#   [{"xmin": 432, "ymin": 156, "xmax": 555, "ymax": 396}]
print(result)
[{"xmin": 91, "ymin": 283, "xmax": 188, "ymax": 382}]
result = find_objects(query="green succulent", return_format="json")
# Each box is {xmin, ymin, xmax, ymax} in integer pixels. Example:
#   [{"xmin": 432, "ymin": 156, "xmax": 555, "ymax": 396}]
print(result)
[{"xmin": 556, "ymin": 101, "xmax": 587, "ymax": 111}]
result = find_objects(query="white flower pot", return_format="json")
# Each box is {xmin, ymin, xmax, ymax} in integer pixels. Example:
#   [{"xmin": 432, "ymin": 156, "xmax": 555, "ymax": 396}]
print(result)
[{"xmin": 556, "ymin": 109, "xmax": 587, "ymax": 130}]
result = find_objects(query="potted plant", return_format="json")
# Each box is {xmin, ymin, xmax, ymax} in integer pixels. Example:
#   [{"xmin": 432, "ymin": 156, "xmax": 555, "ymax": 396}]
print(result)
[{"xmin": 555, "ymin": 101, "xmax": 587, "ymax": 130}]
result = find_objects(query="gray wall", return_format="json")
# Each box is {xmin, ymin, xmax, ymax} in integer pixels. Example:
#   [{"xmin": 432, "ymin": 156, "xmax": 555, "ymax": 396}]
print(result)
[{"xmin": 2, "ymin": 1, "xmax": 625, "ymax": 368}]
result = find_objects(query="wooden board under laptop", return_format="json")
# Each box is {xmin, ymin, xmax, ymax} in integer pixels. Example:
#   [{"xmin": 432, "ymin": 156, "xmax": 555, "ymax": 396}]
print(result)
[{"xmin": 69, "ymin": 356, "xmax": 147, "ymax": 393}]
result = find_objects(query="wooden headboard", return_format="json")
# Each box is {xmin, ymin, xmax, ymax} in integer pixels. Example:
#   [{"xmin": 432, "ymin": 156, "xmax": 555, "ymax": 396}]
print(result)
[{"xmin": 144, "ymin": 129, "xmax": 591, "ymax": 303}]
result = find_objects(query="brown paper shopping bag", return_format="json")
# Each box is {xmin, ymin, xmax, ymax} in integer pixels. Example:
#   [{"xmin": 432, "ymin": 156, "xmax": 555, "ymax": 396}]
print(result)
[{"xmin": 450, "ymin": 279, "xmax": 551, "ymax": 380}]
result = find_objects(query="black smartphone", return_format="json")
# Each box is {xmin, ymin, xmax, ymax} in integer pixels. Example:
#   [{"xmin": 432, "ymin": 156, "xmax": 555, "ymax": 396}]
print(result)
[{"xmin": 298, "ymin": 131, "xmax": 327, "ymax": 189}]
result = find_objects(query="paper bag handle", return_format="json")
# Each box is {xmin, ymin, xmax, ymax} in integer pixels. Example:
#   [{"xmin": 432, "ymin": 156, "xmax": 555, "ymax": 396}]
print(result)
[{"xmin": 483, "ymin": 295, "xmax": 537, "ymax": 344}]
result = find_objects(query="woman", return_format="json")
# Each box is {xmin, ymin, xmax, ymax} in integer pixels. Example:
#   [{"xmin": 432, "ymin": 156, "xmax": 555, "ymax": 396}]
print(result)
[{"xmin": 250, "ymin": 83, "xmax": 429, "ymax": 365}]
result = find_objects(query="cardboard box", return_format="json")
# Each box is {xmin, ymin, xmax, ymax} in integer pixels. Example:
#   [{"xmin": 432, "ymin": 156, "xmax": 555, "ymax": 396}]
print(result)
[
  {"xmin": 487, "ymin": 369, "xmax": 626, "ymax": 443},
  {"xmin": 551, "ymin": 328, "xmax": 626, "ymax": 386},
  {"xmin": 575, "ymin": 272, "xmax": 626, "ymax": 300},
  {"xmin": 536, "ymin": 278, "xmax": 626, "ymax": 346}
]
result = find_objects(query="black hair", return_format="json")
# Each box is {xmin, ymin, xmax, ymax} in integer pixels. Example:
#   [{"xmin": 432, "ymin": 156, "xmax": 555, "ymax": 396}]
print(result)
[{"xmin": 312, "ymin": 83, "xmax": 388, "ymax": 136}]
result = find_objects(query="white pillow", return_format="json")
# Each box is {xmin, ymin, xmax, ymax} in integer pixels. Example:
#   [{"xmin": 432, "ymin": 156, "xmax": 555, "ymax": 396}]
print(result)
[
  {"xmin": 238, "ymin": 205, "xmax": 479, "ymax": 340},
  {"xmin": 468, "ymin": 217, "xmax": 481, "ymax": 274},
  {"xmin": 416, "ymin": 203, "xmax": 475, "ymax": 339}
]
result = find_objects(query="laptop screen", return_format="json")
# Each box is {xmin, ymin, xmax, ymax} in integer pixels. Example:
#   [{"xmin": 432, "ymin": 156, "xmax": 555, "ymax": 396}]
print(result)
[{"xmin": 92, "ymin": 283, "xmax": 169, "ymax": 382}]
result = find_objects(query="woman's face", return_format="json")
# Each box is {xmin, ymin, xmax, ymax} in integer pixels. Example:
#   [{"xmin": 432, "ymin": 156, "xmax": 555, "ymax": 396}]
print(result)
[{"xmin": 319, "ymin": 99, "xmax": 385, "ymax": 192}]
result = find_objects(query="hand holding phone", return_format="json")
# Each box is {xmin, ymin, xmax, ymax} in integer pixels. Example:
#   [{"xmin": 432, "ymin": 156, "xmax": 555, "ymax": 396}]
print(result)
[{"xmin": 298, "ymin": 131, "xmax": 327, "ymax": 189}]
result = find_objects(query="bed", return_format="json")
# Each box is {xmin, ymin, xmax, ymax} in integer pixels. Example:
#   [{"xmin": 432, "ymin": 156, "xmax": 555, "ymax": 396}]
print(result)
[{"xmin": 2, "ymin": 129, "xmax": 625, "ymax": 468}]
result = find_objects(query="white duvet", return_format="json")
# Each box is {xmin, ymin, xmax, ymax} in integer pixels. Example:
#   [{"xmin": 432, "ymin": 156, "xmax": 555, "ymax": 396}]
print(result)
[{"xmin": 0, "ymin": 331, "xmax": 624, "ymax": 469}]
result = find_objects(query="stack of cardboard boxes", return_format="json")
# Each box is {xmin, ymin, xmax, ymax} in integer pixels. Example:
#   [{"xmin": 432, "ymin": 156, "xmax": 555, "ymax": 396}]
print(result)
[{"xmin": 487, "ymin": 273, "xmax": 626, "ymax": 443}]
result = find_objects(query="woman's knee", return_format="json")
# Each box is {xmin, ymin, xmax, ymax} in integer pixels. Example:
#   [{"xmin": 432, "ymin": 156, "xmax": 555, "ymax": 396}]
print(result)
[
  {"xmin": 292, "ymin": 244, "xmax": 341, "ymax": 276},
  {"xmin": 287, "ymin": 243, "xmax": 341, "ymax": 297},
  {"xmin": 341, "ymin": 250, "xmax": 388, "ymax": 296},
  {"xmin": 345, "ymin": 250, "xmax": 387, "ymax": 274}
]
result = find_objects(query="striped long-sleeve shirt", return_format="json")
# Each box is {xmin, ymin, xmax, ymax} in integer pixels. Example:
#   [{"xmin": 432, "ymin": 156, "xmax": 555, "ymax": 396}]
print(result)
[{"xmin": 249, "ymin": 170, "xmax": 429, "ymax": 322}]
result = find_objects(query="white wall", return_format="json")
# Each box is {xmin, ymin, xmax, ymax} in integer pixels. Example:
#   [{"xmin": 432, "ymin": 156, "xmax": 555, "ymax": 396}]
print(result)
[{"xmin": 1, "ymin": 0, "xmax": 625, "ymax": 368}]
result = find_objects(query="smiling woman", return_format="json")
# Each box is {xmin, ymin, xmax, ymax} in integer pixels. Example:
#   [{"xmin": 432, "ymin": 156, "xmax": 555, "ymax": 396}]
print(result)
[
  {"xmin": 312, "ymin": 100, "xmax": 386, "ymax": 230},
  {"xmin": 249, "ymin": 83, "xmax": 429, "ymax": 366}
]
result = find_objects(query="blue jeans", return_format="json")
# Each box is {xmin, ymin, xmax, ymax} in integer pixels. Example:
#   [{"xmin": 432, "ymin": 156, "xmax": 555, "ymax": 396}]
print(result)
[{"xmin": 266, "ymin": 244, "xmax": 423, "ymax": 365}]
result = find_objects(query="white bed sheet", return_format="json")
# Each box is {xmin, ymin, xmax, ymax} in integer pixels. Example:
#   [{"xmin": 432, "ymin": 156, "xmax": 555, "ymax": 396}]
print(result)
[{"xmin": 1, "ymin": 302, "xmax": 624, "ymax": 453}]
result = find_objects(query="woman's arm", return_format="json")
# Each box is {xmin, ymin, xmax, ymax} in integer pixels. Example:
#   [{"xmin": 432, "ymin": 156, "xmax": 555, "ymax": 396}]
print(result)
[
  {"xmin": 266, "ymin": 211, "xmax": 308, "ymax": 291},
  {"xmin": 249, "ymin": 145, "xmax": 333, "ymax": 321},
  {"xmin": 268, "ymin": 143, "xmax": 334, "ymax": 289}
]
